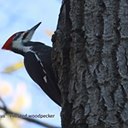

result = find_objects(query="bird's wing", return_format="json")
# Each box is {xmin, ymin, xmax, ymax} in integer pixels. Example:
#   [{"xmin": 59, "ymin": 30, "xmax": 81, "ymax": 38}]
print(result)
[{"xmin": 24, "ymin": 51, "xmax": 61, "ymax": 106}]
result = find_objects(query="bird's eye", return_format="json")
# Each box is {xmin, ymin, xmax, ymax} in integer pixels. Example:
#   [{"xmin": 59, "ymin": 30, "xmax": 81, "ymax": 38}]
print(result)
[{"xmin": 13, "ymin": 32, "xmax": 23, "ymax": 40}]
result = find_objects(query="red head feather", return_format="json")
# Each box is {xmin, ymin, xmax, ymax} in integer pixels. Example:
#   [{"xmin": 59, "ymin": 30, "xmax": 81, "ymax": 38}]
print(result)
[{"xmin": 2, "ymin": 34, "xmax": 16, "ymax": 50}]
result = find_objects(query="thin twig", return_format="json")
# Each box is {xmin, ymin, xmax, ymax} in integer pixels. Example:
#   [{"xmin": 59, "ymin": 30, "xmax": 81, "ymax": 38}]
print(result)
[{"xmin": 0, "ymin": 98, "xmax": 61, "ymax": 128}]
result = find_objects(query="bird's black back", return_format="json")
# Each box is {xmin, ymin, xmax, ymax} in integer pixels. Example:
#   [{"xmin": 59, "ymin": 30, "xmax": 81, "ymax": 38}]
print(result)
[{"xmin": 24, "ymin": 42, "xmax": 61, "ymax": 106}]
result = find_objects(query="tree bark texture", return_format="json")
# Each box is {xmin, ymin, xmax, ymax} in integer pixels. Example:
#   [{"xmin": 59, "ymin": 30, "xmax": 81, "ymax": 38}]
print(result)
[{"xmin": 52, "ymin": 0, "xmax": 128, "ymax": 128}]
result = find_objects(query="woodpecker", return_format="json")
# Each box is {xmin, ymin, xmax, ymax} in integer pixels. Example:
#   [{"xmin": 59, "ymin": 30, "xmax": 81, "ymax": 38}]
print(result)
[{"xmin": 2, "ymin": 22, "xmax": 61, "ymax": 106}]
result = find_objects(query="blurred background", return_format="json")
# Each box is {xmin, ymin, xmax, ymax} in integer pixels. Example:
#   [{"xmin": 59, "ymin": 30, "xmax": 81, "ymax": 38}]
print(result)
[{"xmin": 0, "ymin": 0, "xmax": 61, "ymax": 128}]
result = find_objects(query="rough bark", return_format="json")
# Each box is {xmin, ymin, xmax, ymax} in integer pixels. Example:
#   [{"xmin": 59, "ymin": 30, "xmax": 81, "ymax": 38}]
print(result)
[{"xmin": 52, "ymin": 0, "xmax": 128, "ymax": 128}]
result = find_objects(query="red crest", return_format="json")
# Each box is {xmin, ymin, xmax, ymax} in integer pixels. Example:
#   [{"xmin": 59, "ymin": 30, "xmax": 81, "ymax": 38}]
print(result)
[{"xmin": 2, "ymin": 34, "xmax": 15, "ymax": 50}]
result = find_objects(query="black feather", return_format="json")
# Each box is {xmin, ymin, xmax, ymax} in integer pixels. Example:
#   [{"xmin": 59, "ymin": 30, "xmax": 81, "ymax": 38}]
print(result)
[{"xmin": 24, "ymin": 42, "xmax": 61, "ymax": 106}]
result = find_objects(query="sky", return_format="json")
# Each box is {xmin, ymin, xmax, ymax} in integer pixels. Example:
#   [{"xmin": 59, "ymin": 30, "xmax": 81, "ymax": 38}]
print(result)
[{"xmin": 0, "ymin": 0, "xmax": 61, "ymax": 128}]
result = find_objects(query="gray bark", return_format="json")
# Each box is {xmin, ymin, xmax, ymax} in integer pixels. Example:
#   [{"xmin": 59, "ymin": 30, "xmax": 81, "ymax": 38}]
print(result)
[{"xmin": 52, "ymin": 0, "xmax": 128, "ymax": 128}]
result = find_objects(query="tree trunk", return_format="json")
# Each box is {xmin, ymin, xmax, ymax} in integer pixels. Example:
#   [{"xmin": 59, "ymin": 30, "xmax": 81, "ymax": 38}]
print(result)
[{"xmin": 52, "ymin": 0, "xmax": 128, "ymax": 128}]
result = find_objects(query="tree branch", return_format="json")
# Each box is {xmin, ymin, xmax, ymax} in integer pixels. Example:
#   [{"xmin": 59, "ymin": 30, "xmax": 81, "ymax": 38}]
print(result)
[{"xmin": 0, "ymin": 98, "xmax": 61, "ymax": 128}]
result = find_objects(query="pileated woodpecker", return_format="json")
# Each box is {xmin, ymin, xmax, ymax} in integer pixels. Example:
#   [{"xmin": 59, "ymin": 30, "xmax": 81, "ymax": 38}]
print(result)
[{"xmin": 2, "ymin": 22, "xmax": 61, "ymax": 106}]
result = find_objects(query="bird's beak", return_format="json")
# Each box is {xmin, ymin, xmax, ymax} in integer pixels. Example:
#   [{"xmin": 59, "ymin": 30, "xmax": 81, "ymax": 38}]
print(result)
[{"xmin": 23, "ymin": 22, "xmax": 41, "ymax": 42}]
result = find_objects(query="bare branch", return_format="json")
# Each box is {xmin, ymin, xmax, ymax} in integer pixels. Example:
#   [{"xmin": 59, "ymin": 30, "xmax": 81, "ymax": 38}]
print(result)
[{"xmin": 0, "ymin": 98, "xmax": 61, "ymax": 128}]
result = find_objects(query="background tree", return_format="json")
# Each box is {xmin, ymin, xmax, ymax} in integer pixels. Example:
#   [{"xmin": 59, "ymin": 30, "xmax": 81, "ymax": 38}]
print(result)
[{"xmin": 52, "ymin": 0, "xmax": 128, "ymax": 128}]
